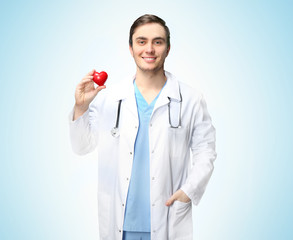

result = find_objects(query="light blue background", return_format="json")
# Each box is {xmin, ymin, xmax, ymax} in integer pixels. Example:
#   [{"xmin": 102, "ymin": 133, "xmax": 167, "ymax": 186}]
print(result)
[{"xmin": 0, "ymin": 0, "xmax": 292, "ymax": 239}]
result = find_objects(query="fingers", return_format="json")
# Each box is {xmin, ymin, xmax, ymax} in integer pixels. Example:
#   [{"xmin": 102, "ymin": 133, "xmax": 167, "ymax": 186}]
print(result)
[
  {"xmin": 165, "ymin": 194, "xmax": 177, "ymax": 207},
  {"xmin": 94, "ymin": 85, "xmax": 106, "ymax": 94},
  {"xmin": 79, "ymin": 75, "xmax": 93, "ymax": 87},
  {"xmin": 87, "ymin": 69, "xmax": 95, "ymax": 76},
  {"xmin": 81, "ymin": 69, "xmax": 95, "ymax": 83},
  {"xmin": 177, "ymin": 190, "xmax": 191, "ymax": 203},
  {"xmin": 165, "ymin": 190, "xmax": 191, "ymax": 207},
  {"xmin": 81, "ymin": 77, "xmax": 93, "ymax": 84}
]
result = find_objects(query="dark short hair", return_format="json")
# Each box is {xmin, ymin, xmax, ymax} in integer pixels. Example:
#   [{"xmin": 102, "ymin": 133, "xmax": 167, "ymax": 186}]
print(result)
[{"xmin": 129, "ymin": 14, "xmax": 170, "ymax": 49}]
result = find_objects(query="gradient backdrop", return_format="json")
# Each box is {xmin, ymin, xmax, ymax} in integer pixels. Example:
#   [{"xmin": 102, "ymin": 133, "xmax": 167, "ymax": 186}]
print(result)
[{"xmin": 1, "ymin": 0, "xmax": 292, "ymax": 239}]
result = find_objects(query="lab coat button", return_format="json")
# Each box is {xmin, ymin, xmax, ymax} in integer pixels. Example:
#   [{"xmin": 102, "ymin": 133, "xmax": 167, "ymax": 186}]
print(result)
[
  {"xmin": 152, "ymin": 177, "xmax": 155, "ymax": 180},
  {"xmin": 150, "ymin": 123, "xmax": 152, "ymax": 127},
  {"xmin": 126, "ymin": 177, "xmax": 129, "ymax": 181},
  {"xmin": 151, "ymin": 150, "xmax": 154, "ymax": 153},
  {"xmin": 119, "ymin": 229, "xmax": 121, "ymax": 233},
  {"xmin": 130, "ymin": 152, "xmax": 132, "ymax": 155},
  {"xmin": 122, "ymin": 203, "xmax": 125, "ymax": 207},
  {"xmin": 152, "ymin": 203, "xmax": 155, "ymax": 206}
]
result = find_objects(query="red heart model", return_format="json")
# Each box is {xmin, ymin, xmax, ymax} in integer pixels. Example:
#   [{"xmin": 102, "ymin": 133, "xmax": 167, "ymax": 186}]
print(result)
[{"xmin": 93, "ymin": 71, "xmax": 108, "ymax": 86}]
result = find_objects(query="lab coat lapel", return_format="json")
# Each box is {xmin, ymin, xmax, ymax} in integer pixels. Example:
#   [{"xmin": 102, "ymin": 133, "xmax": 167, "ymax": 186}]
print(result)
[
  {"xmin": 153, "ymin": 71, "xmax": 181, "ymax": 111},
  {"xmin": 113, "ymin": 77, "xmax": 138, "ymax": 119},
  {"xmin": 113, "ymin": 72, "xmax": 181, "ymax": 118}
]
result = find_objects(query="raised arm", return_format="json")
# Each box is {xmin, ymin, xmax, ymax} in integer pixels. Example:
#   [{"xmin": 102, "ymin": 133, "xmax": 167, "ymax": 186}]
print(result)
[{"xmin": 69, "ymin": 70, "xmax": 106, "ymax": 155}]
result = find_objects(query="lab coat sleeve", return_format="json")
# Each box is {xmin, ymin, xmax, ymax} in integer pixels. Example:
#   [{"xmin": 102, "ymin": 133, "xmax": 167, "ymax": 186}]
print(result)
[
  {"xmin": 68, "ymin": 104, "xmax": 99, "ymax": 155},
  {"xmin": 180, "ymin": 95, "xmax": 217, "ymax": 205}
]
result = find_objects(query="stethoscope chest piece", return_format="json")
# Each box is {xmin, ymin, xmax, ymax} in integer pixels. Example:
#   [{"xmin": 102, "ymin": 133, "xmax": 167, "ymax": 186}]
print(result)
[{"xmin": 111, "ymin": 127, "xmax": 120, "ymax": 138}]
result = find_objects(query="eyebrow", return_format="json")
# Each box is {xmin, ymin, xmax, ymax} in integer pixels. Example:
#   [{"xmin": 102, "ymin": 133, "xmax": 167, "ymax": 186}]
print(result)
[{"xmin": 135, "ymin": 36, "xmax": 166, "ymax": 42}]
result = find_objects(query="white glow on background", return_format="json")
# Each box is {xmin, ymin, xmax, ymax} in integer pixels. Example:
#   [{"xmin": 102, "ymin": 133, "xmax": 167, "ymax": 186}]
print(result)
[{"xmin": 0, "ymin": 0, "xmax": 292, "ymax": 239}]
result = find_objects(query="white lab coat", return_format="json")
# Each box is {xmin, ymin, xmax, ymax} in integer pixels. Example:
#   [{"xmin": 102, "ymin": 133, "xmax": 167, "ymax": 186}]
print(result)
[{"xmin": 69, "ymin": 71, "xmax": 216, "ymax": 240}]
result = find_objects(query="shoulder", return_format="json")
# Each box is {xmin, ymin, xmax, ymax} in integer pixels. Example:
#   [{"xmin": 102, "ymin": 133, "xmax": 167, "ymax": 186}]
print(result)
[
  {"xmin": 179, "ymin": 81, "xmax": 202, "ymax": 99},
  {"xmin": 166, "ymin": 71, "xmax": 204, "ymax": 103}
]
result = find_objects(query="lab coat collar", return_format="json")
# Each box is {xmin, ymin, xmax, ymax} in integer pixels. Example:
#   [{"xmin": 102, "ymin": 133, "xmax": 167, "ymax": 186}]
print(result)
[
  {"xmin": 161, "ymin": 71, "xmax": 181, "ymax": 101},
  {"xmin": 112, "ymin": 75, "xmax": 137, "ymax": 118},
  {"xmin": 151, "ymin": 71, "xmax": 181, "ymax": 112},
  {"xmin": 112, "ymin": 75, "xmax": 134, "ymax": 101},
  {"xmin": 112, "ymin": 71, "xmax": 181, "ymax": 117}
]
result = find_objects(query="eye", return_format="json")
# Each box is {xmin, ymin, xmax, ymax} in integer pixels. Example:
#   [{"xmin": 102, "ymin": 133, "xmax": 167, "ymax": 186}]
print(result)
[
  {"xmin": 138, "ymin": 40, "xmax": 145, "ymax": 45},
  {"xmin": 154, "ymin": 41, "xmax": 162, "ymax": 45}
]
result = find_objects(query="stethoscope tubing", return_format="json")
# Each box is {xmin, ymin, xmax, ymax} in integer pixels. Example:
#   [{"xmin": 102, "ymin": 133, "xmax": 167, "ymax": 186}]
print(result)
[
  {"xmin": 111, "ymin": 89, "xmax": 182, "ymax": 137},
  {"xmin": 168, "ymin": 91, "xmax": 182, "ymax": 129}
]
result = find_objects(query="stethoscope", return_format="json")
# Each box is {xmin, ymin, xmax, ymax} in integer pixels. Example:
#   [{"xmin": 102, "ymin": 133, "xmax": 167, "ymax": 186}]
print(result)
[{"xmin": 111, "ymin": 89, "xmax": 182, "ymax": 137}]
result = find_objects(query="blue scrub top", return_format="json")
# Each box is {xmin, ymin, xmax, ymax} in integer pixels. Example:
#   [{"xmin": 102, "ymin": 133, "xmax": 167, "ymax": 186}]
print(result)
[{"xmin": 123, "ymin": 81, "xmax": 165, "ymax": 232}]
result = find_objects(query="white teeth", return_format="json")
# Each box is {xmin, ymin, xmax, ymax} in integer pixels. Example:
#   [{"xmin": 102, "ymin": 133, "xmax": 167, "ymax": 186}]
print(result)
[{"xmin": 144, "ymin": 57, "xmax": 155, "ymax": 60}]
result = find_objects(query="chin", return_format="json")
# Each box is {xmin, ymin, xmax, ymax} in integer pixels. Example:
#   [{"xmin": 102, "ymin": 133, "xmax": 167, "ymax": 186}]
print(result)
[{"xmin": 138, "ymin": 65, "xmax": 164, "ymax": 73}]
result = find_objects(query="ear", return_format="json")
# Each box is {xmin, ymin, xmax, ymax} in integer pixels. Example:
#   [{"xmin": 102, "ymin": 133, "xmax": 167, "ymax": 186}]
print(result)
[
  {"xmin": 129, "ymin": 45, "xmax": 134, "ymax": 57},
  {"xmin": 166, "ymin": 45, "xmax": 171, "ymax": 57}
]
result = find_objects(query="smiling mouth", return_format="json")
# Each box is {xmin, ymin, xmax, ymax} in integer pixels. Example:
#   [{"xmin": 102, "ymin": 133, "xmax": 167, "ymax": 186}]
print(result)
[{"xmin": 142, "ymin": 57, "xmax": 156, "ymax": 62}]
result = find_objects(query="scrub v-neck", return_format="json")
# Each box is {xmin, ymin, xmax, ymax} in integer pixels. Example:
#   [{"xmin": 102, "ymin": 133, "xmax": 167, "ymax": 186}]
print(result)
[{"xmin": 123, "ymin": 80, "xmax": 166, "ymax": 232}]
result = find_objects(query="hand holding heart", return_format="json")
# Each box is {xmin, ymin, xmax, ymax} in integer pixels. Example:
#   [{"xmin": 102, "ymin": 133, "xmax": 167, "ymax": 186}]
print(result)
[
  {"xmin": 74, "ymin": 69, "xmax": 107, "ymax": 120},
  {"xmin": 93, "ymin": 71, "xmax": 108, "ymax": 86}
]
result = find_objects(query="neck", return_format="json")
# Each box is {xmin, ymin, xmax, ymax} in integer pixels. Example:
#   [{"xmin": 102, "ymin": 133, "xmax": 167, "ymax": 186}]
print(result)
[{"xmin": 135, "ymin": 68, "xmax": 166, "ymax": 91}]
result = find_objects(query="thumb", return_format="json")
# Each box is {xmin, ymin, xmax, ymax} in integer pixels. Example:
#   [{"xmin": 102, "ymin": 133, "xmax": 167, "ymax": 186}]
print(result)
[
  {"xmin": 165, "ymin": 194, "xmax": 176, "ymax": 207},
  {"xmin": 94, "ymin": 85, "xmax": 106, "ymax": 94}
]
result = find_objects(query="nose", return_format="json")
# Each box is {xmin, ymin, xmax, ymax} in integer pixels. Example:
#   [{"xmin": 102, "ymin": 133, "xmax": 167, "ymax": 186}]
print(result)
[{"xmin": 145, "ymin": 43, "xmax": 155, "ymax": 54}]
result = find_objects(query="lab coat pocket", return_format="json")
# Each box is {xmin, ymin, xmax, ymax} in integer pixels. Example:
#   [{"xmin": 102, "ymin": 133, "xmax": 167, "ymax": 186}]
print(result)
[
  {"xmin": 168, "ymin": 200, "xmax": 193, "ymax": 240},
  {"xmin": 98, "ymin": 193, "xmax": 111, "ymax": 238},
  {"xmin": 168, "ymin": 127, "xmax": 189, "ymax": 159}
]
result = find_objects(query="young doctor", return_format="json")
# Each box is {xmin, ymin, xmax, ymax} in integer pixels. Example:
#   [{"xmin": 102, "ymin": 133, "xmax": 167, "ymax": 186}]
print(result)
[{"xmin": 69, "ymin": 14, "xmax": 216, "ymax": 240}]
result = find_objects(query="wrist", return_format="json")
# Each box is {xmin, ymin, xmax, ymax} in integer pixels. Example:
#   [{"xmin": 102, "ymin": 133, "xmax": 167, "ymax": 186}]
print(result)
[{"xmin": 73, "ymin": 104, "xmax": 88, "ymax": 120}]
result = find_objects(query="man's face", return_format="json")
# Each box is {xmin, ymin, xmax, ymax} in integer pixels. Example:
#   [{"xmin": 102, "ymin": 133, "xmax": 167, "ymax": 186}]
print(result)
[{"xmin": 129, "ymin": 23, "xmax": 170, "ymax": 74}]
